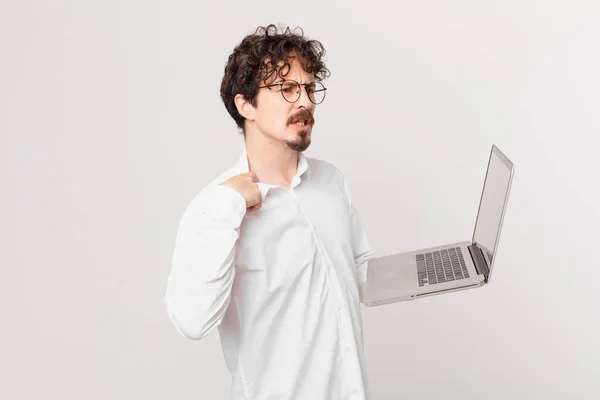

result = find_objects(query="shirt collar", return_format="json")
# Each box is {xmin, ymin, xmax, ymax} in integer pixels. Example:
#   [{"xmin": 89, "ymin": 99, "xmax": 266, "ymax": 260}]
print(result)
[{"xmin": 232, "ymin": 143, "xmax": 312, "ymax": 182}]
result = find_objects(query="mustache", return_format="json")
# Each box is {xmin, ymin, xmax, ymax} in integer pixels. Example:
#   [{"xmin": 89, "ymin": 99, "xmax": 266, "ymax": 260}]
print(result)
[{"xmin": 287, "ymin": 110, "xmax": 315, "ymax": 126}]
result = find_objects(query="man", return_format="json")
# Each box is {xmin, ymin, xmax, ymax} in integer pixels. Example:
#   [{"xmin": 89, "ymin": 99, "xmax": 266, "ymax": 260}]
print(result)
[{"xmin": 164, "ymin": 24, "xmax": 374, "ymax": 400}]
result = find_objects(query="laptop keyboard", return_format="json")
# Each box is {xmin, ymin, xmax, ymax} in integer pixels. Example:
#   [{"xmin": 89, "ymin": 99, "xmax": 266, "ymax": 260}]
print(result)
[{"xmin": 416, "ymin": 247, "xmax": 470, "ymax": 287}]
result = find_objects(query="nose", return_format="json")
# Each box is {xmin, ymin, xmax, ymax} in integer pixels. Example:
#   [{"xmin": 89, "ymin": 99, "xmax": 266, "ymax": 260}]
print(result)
[{"xmin": 295, "ymin": 85, "xmax": 313, "ymax": 109}]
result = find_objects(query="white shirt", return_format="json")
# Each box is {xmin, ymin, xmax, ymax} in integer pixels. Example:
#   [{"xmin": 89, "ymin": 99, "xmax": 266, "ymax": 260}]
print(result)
[{"xmin": 164, "ymin": 145, "xmax": 374, "ymax": 400}]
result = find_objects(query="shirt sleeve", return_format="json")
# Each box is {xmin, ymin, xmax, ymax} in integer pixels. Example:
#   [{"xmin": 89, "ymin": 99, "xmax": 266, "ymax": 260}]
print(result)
[
  {"xmin": 340, "ymin": 171, "xmax": 375, "ymax": 304},
  {"xmin": 164, "ymin": 184, "xmax": 247, "ymax": 340}
]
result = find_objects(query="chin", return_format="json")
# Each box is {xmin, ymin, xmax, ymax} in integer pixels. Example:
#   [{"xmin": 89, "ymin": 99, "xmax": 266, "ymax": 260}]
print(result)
[
  {"xmin": 283, "ymin": 127, "xmax": 312, "ymax": 151},
  {"xmin": 286, "ymin": 137, "xmax": 311, "ymax": 152}
]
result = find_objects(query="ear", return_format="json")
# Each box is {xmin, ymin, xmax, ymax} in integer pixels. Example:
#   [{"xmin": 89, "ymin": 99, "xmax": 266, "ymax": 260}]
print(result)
[{"xmin": 234, "ymin": 94, "xmax": 256, "ymax": 122}]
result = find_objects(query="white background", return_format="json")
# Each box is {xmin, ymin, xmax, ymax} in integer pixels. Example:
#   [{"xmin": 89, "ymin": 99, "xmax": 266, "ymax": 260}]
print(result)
[{"xmin": 2, "ymin": 1, "xmax": 599, "ymax": 399}]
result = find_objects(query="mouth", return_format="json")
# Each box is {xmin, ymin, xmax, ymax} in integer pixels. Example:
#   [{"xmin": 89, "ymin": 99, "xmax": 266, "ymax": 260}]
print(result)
[
  {"xmin": 291, "ymin": 119, "xmax": 312, "ymax": 130},
  {"xmin": 288, "ymin": 109, "xmax": 315, "ymax": 131}
]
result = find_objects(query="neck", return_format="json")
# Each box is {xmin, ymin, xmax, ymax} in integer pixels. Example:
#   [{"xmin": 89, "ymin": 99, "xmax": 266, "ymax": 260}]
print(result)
[{"xmin": 244, "ymin": 130, "xmax": 300, "ymax": 188}]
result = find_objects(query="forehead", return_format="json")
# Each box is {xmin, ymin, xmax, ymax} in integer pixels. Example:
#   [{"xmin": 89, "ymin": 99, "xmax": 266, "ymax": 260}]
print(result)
[{"xmin": 261, "ymin": 55, "xmax": 315, "ymax": 84}]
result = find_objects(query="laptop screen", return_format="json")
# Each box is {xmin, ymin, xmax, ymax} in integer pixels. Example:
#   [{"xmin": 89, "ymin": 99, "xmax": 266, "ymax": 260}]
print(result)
[{"xmin": 472, "ymin": 146, "xmax": 514, "ymax": 270}]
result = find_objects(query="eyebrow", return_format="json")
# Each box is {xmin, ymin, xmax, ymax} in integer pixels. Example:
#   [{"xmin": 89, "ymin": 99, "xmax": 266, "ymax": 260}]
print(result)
[{"xmin": 272, "ymin": 80, "xmax": 316, "ymax": 85}]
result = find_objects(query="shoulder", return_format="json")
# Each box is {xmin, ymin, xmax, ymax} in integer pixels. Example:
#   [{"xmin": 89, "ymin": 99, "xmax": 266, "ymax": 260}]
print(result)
[
  {"xmin": 203, "ymin": 167, "xmax": 242, "ymax": 190},
  {"xmin": 306, "ymin": 156, "xmax": 353, "ymax": 191},
  {"xmin": 305, "ymin": 156, "xmax": 355, "ymax": 208},
  {"xmin": 177, "ymin": 164, "xmax": 245, "ymax": 219},
  {"xmin": 306, "ymin": 156, "xmax": 348, "ymax": 182}
]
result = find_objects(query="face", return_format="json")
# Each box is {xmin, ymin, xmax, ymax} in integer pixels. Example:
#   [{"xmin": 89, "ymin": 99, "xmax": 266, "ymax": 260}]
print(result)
[{"xmin": 241, "ymin": 56, "xmax": 318, "ymax": 152}]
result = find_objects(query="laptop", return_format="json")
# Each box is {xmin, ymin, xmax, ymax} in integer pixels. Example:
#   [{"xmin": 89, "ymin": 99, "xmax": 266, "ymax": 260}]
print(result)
[{"xmin": 363, "ymin": 145, "xmax": 515, "ymax": 307}]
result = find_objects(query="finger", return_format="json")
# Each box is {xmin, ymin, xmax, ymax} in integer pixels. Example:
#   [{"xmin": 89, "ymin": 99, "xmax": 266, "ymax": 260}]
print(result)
[{"xmin": 248, "ymin": 203, "xmax": 261, "ymax": 212}]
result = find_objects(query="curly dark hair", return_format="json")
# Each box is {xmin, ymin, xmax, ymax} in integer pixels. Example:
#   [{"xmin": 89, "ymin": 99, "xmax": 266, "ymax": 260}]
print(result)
[{"xmin": 220, "ymin": 24, "xmax": 331, "ymax": 133}]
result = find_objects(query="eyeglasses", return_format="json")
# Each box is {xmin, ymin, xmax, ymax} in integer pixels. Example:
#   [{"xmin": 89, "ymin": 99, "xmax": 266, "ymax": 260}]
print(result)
[{"xmin": 258, "ymin": 79, "xmax": 327, "ymax": 105}]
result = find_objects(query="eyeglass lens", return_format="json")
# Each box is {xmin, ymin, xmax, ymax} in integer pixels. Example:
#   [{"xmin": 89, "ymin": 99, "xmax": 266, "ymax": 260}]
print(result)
[{"xmin": 280, "ymin": 81, "xmax": 326, "ymax": 104}]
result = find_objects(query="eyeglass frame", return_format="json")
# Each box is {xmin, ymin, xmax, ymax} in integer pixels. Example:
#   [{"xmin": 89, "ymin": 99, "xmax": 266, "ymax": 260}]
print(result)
[{"xmin": 257, "ymin": 79, "xmax": 327, "ymax": 105}]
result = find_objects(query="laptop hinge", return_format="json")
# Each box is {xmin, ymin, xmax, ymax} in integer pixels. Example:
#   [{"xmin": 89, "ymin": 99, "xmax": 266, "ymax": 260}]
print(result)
[{"xmin": 468, "ymin": 244, "xmax": 490, "ymax": 283}]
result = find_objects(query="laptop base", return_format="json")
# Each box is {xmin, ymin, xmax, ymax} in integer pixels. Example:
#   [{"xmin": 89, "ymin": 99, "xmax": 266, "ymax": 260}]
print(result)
[{"xmin": 363, "ymin": 241, "xmax": 486, "ymax": 307}]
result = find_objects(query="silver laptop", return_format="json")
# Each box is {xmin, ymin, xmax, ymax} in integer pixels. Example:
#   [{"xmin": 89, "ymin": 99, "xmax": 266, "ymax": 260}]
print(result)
[{"xmin": 363, "ymin": 145, "xmax": 515, "ymax": 307}]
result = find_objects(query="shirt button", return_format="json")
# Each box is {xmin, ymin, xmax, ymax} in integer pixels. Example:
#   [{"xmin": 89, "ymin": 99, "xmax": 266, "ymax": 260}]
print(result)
[{"xmin": 345, "ymin": 345, "xmax": 351, "ymax": 352}]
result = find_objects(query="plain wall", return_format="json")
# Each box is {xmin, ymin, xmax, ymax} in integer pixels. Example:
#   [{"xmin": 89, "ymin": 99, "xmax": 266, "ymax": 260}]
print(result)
[{"xmin": 2, "ymin": 1, "xmax": 599, "ymax": 399}]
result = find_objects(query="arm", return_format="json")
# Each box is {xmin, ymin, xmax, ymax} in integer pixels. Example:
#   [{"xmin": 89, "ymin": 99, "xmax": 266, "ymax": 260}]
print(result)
[
  {"xmin": 164, "ymin": 185, "xmax": 247, "ymax": 340},
  {"xmin": 341, "ymin": 172, "xmax": 374, "ymax": 303}
]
